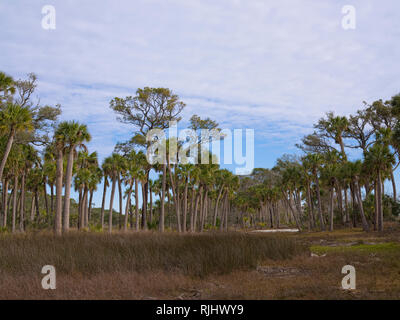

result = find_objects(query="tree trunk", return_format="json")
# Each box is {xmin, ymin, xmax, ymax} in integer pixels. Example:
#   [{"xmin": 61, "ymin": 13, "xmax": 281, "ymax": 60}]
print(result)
[
  {"xmin": 329, "ymin": 186, "xmax": 334, "ymax": 231},
  {"xmin": 195, "ymin": 187, "xmax": 202, "ymax": 232},
  {"xmin": 283, "ymin": 190, "xmax": 302, "ymax": 231},
  {"xmin": 84, "ymin": 187, "xmax": 89, "ymax": 228},
  {"xmin": 192, "ymin": 188, "xmax": 200, "ymax": 232},
  {"xmin": 315, "ymin": 174, "xmax": 325, "ymax": 231},
  {"xmin": 390, "ymin": 168, "xmax": 396, "ymax": 202},
  {"xmin": 355, "ymin": 180, "xmax": 370, "ymax": 232},
  {"xmin": 100, "ymin": 178, "xmax": 107, "ymax": 229},
  {"xmin": 224, "ymin": 194, "xmax": 229, "ymax": 232},
  {"xmin": 81, "ymin": 187, "xmax": 88, "ymax": 229},
  {"xmin": 275, "ymin": 202, "xmax": 280, "ymax": 228},
  {"xmin": 182, "ymin": 178, "xmax": 188, "ymax": 232},
  {"xmin": 149, "ymin": 184, "xmax": 153, "ymax": 225},
  {"xmin": 108, "ymin": 176, "xmax": 116, "ymax": 234},
  {"xmin": 50, "ymin": 184, "xmax": 54, "ymax": 221},
  {"xmin": 19, "ymin": 172, "xmax": 25, "ymax": 232},
  {"xmin": 141, "ymin": 181, "xmax": 148, "ymax": 231},
  {"xmin": 0, "ymin": 128, "xmax": 15, "ymax": 183},
  {"xmin": 117, "ymin": 174, "xmax": 123, "ymax": 229},
  {"xmin": 30, "ymin": 195, "xmax": 35, "ymax": 221},
  {"xmin": 377, "ymin": 171, "xmax": 383, "ymax": 232},
  {"xmin": 344, "ymin": 187, "xmax": 350, "ymax": 226},
  {"xmin": 62, "ymin": 147, "xmax": 75, "ymax": 233},
  {"xmin": 135, "ymin": 179, "xmax": 140, "ymax": 231},
  {"xmin": 213, "ymin": 185, "xmax": 224, "ymax": 227},
  {"xmin": 2, "ymin": 179, "xmax": 9, "ymax": 227},
  {"xmin": 11, "ymin": 175, "xmax": 18, "ymax": 233},
  {"xmin": 124, "ymin": 182, "xmax": 133, "ymax": 231},
  {"xmin": 54, "ymin": 149, "xmax": 63, "ymax": 236},
  {"xmin": 306, "ymin": 183, "xmax": 314, "ymax": 230},
  {"xmin": 78, "ymin": 189, "xmax": 83, "ymax": 230},
  {"xmin": 43, "ymin": 180, "xmax": 49, "ymax": 220},
  {"xmin": 88, "ymin": 189, "xmax": 94, "ymax": 224},
  {"xmin": 34, "ymin": 189, "xmax": 40, "ymax": 223},
  {"xmin": 159, "ymin": 164, "xmax": 166, "ymax": 232}
]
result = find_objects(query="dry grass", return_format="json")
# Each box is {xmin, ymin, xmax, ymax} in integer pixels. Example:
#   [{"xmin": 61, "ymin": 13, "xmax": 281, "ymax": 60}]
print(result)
[{"xmin": 0, "ymin": 226, "xmax": 399, "ymax": 300}]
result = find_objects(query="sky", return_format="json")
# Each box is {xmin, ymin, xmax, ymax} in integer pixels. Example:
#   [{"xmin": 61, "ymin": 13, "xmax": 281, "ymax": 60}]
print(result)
[{"xmin": 1, "ymin": 0, "xmax": 400, "ymax": 208}]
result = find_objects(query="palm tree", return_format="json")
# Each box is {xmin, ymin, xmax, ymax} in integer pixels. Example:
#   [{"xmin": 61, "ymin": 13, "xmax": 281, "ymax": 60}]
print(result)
[
  {"xmin": 303, "ymin": 153, "xmax": 325, "ymax": 231},
  {"xmin": 364, "ymin": 141, "xmax": 395, "ymax": 231},
  {"xmin": 53, "ymin": 131, "xmax": 65, "ymax": 236},
  {"xmin": 103, "ymin": 153, "xmax": 124, "ymax": 233},
  {"xmin": 55, "ymin": 121, "xmax": 91, "ymax": 233},
  {"xmin": 0, "ymin": 103, "xmax": 33, "ymax": 183},
  {"xmin": 343, "ymin": 160, "xmax": 370, "ymax": 232}
]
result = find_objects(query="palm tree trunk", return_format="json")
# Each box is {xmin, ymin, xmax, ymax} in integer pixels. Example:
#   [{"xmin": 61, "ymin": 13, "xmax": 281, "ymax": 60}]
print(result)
[
  {"xmin": 108, "ymin": 176, "xmax": 116, "ymax": 234},
  {"xmin": 167, "ymin": 163, "xmax": 180, "ymax": 232},
  {"xmin": 62, "ymin": 148, "xmax": 75, "ymax": 233},
  {"xmin": 19, "ymin": 172, "xmax": 25, "ymax": 232},
  {"xmin": 78, "ymin": 189, "xmax": 83, "ymax": 229},
  {"xmin": 200, "ymin": 190, "xmax": 208, "ymax": 232},
  {"xmin": 282, "ymin": 190, "xmax": 302, "ymax": 231},
  {"xmin": 141, "ymin": 181, "xmax": 148, "ymax": 230},
  {"xmin": 2, "ymin": 179, "xmax": 9, "ymax": 227},
  {"xmin": 30, "ymin": 195, "xmax": 35, "ymax": 221},
  {"xmin": 129, "ymin": 198, "xmax": 133, "ymax": 229},
  {"xmin": 117, "ymin": 174, "xmax": 123, "ymax": 229},
  {"xmin": 43, "ymin": 180, "xmax": 49, "ymax": 219},
  {"xmin": 88, "ymin": 189, "xmax": 94, "ymax": 223},
  {"xmin": 344, "ymin": 187, "xmax": 350, "ymax": 226},
  {"xmin": 100, "ymin": 178, "xmax": 107, "ymax": 229},
  {"xmin": 84, "ymin": 187, "xmax": 89, "ymax": 228},
  {"xmin": 124, "ymin": 182, "xmax": 133, "ymax": 231},
  {"xmin": 275, "ymin": 202, "xmax": 280, "ymax": 228},
  {"xmin": 355, "ymin": 180, "xmax": 369, "ymax": 232},
  {"xmin": 224, "ymin": 194, "xmax": 229, "ymax": 232},
  {"xmin": 149, "ymin": 184, "xmax": 153, "ymax": 225},
  {"xmin": 159, "ymin": 164, "xmax": 166, "ymax": 232},
  {"xmin": 11, "ymin": 175, "xmax": 18, "ymax": 233},
  {"xmin": 315, "ymin": 174, "xmax": 325, "ymax": 231},
  {"xmin": 193, "ymin": 189, "xmax": 200, "ymax": 232},
  {"xmin": 390, "ymin": 168, "xmax": 396, "ymax": 202},
  {"xmin": 329, "ymin": 186, "xmax": 334, "ymax": 231},
  {"xmin": 182, "ymin": 178, "xmax": 188, "ymax": 232},
  {"xmin": 135, "ymin": 178, "xmax": 140, "ymax": 231},
  {"xmin": 34, "ymin": 189, "xmax": 40, "ymax": 223},
  {"xmin": 377, "ymin": 171, "xmax": 384, "ymax": 232},
  {"xmin": 189, "ymin": 187, "xmax": 197, "ymax": 232},
  {"xmin": 50, "ymin": 183, "xmax": 54, "ymax": 219},
  {"xmin": 80, "ymin": 188, "xmax": 87, "ymax": 229},
  {"xmin": 54, "ymin": 149, "xmax": 63, "ymax": 235},
  {"xmin": 0, "ymin": 128, "xmax": 15, "ymax": 183},
  {"xmin": 213, "ymin": 186, "xmax": 224, "ymax": 227},
  {"xmin": 306, "ymin": 183, "xmax": 314, "ymax": 230}
]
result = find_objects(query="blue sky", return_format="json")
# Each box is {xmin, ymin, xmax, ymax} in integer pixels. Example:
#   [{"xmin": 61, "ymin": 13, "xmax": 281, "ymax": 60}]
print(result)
[{"xmin": 1, "ymin": 0, "xmax": 400, "ymax": 208}]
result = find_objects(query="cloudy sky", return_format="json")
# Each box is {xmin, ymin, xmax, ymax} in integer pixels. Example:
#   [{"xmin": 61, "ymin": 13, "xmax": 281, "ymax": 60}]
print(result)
[{"xmin": 1, "ymin": 0, "xmax": 400, "ymax": 206}]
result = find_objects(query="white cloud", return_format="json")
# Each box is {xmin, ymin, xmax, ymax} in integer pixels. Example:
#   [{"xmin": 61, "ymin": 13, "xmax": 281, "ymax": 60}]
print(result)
[{"xmin": 1, "ymin": 0, "xmax": 399, "ymax": 161}]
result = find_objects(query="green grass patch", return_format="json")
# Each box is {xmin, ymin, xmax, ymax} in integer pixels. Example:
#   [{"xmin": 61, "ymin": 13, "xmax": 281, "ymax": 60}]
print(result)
[{"xmin": 311, "ymin": 242, "xmax": 400, "ymax": 255}]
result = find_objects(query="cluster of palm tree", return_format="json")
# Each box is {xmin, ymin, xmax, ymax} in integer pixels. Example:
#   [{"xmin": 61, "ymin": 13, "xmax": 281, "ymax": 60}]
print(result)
[
  {"xmin": 1, "ymin": 70, "xmax": 399, "ymax": 234},
  {"xmin": 237, "ymin": 96, "xmax": 400, "ymax": 232}
]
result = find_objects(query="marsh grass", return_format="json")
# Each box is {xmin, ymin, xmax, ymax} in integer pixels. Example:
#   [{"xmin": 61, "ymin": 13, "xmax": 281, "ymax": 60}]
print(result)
[{"xmin": 0, "ymin": 232, "xmax": 305, "ymax": 278}]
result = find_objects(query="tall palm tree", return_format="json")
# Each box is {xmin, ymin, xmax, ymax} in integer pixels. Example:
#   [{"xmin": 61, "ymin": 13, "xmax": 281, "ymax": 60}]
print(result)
[
  {"xmin": 103, "ymin": 153, "xmax": 124, "ymax": 233},
  {"xmin": 364, "ymin": 142, "xmax": 395, "ymax": 231},
  {"xmin": 56, "ymin": 121, "xmax": 91, "ymax": 233},
  {"xmin": 303, "ymin": 153, "xmax": 325, "ymax": 231},
  {"xmin": 0, "ymin": 103, "xmax": 33, "ymax": 183},
  {"xmin": 344, "ymin": 160, "xmax": 370, "ymax": 232}
]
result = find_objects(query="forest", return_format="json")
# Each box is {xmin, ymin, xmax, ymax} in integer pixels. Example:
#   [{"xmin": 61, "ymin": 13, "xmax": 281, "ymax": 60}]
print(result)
[{"xmin": 1, "ymin": 70, "xmax": 400, "ymax": 235}]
